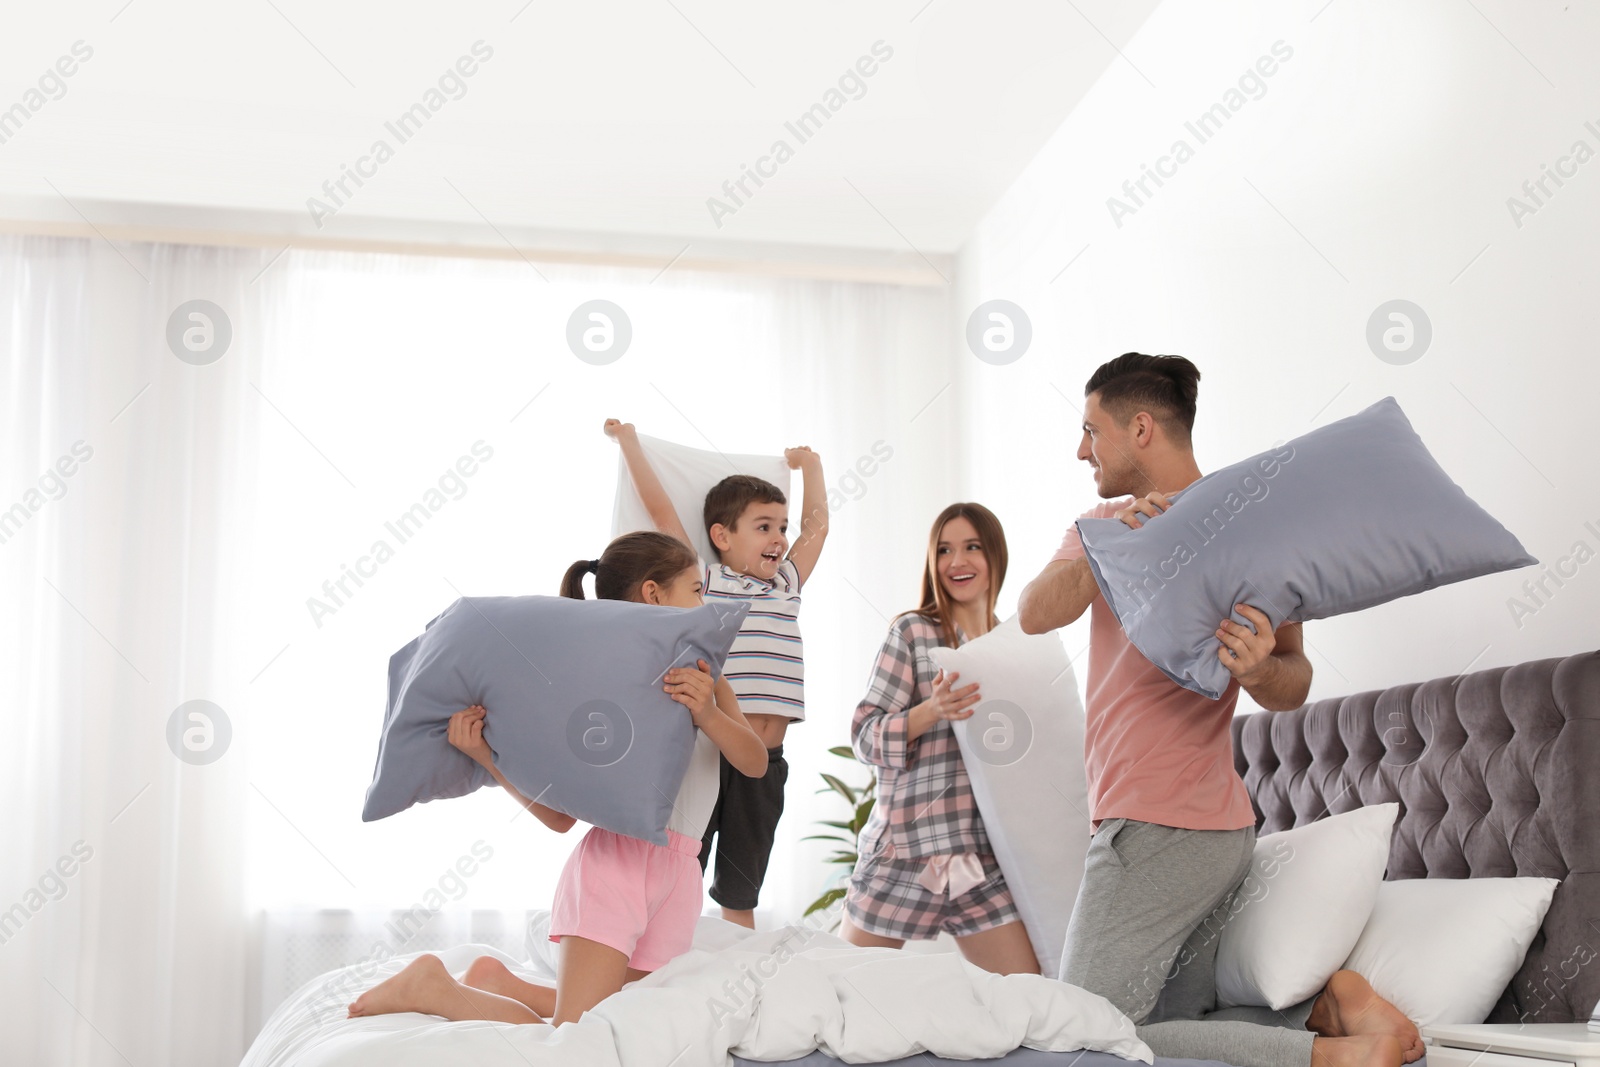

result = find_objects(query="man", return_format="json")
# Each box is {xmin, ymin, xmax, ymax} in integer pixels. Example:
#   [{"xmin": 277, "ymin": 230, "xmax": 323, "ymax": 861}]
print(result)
[{"xmin": 1019, "ymin": 353, "xmax": 1421, "ymax": 1067}]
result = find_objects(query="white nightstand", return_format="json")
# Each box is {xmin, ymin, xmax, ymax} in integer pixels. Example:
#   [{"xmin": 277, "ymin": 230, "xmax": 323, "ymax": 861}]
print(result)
[{"xmin": 1423, "ymin": 1024, "xmax": 1600, "ymax": 1067}]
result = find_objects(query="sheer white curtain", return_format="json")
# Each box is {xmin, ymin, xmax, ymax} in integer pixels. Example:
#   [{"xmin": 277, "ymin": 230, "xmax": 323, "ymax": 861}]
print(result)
[
  {"xmin": 1, "ymin": 235, "xmax": 275, "ymax": 1065},
  {"xmin": 242, "ymin": 249, "xmax": 960, "ymax": 1026},
  {"xmin": 3, "ymin": 235, "xmax": 958, "ymax": 1061}
]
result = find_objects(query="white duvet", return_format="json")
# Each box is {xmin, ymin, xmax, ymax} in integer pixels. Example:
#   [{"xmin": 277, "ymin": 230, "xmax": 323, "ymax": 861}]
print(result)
[{"xmin": 243, "ymin": 920, "xmax": 1152, "ymax": 1067}]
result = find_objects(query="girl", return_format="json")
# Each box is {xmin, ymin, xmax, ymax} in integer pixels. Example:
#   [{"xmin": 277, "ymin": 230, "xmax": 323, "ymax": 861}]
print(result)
[
  {"xmin": 347, "ymin": 531, "xmax": 768, "ymax": 1025},
  {"xmin": 841, "ymin": 503, "xmax": 1040, "ymax": 975}
]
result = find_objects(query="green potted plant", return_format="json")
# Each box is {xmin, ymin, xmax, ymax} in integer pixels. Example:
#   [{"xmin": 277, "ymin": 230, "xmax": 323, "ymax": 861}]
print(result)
[{"xmin": 801, "ymin": 745, "xmax": 875, "ymax": 927}]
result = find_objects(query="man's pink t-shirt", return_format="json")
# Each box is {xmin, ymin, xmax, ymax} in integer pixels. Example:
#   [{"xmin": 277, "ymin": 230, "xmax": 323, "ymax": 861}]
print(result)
[{"xmin": 1054, "ymin": 499, "xmax": 1256, "ymax": 832}]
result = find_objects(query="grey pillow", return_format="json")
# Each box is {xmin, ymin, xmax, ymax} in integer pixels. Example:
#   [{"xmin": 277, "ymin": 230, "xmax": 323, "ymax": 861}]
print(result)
[
  {"xmin": 363, "ymin": 595, "xmax": 749, "ymax": 844},
  {"xmin": 1076, "ymin": 397, "xmax": 1536, "ymax": 699}
]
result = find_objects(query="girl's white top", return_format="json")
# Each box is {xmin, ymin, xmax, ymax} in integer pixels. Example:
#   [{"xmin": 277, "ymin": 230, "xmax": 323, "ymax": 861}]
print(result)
[{"xmin": 666, "ymin": 728, "xmax": 720, "ymax": 839}]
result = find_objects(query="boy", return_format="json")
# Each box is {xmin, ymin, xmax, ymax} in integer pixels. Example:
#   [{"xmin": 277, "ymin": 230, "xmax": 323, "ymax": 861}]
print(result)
[{"xmin": 604, "ymin": 419, "xmax": 829, "ymax": 927}]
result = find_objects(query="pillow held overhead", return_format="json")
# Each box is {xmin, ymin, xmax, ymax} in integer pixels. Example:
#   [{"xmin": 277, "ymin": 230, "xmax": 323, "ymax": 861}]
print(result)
[
  {"xmin": 1076, "ymin": 397, "xmax": 1536, "ymax": 699},
  {"xmin": 613, "ymin": 433, "xmax": 792, "ymax": 566},
  {"xmin": 363, "ymin": 595, "xmax": 750, "ymax": 845}
]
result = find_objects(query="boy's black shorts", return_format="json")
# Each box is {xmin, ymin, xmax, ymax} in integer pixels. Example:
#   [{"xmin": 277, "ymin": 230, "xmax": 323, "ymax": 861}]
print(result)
[{"xmin": 698, "ymin": 743, "xmax": 788, "ymax": 911}]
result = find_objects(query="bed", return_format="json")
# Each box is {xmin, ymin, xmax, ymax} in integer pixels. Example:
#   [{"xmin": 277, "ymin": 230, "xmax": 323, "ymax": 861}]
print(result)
[
  {"xmin": 241, "ymin": 649, "xmax": 1600, "ymax": 1066},
  {"xmin": 1231, "ymin": 649, "xmax": 1600, "ymax": 1025}
]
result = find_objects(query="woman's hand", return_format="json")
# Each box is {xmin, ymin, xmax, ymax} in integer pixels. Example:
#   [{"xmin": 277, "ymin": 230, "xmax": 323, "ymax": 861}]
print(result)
[
  {"xmin": 928, "ymin": 668, "xmax": 981, "ymax": 722},
  {"xmin": 906, "ymin": 668, "xmax": 982, "ymax": 741},
  {"xmin": 1115, "ymin": 490, "xmax": 1177, "ymax": 529},
  {"xmin": 664, "ymin": 659, "xmax": 717, "ymax": 728},
  {"xmin": 603, "ymin": 418, "xmax": 636, "ymax": 441},
  {"xmin": 447, "ymin": 705, "xmax": 494, "ymax": 769}
]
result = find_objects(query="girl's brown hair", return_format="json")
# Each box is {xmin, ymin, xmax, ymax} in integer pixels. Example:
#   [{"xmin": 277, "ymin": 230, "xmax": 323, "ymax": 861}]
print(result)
[
  {"xmin": 561, "ymin": 530, "xmax": 698, "ymax": 603},
  {"xmin": 896, "ymin": 502, "xmax": 1008, "ymax": 648}
]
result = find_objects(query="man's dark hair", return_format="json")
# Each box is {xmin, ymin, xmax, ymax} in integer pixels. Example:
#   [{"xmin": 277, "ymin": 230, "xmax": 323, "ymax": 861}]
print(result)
[{"xmin": 1084, "ymin": 352, "xmax": 1201, "ymax": 443}]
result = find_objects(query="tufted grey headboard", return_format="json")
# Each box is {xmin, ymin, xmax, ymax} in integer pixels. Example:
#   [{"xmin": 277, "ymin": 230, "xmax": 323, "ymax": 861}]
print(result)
[{"xmin": 1230, "ymin": 650, "xmax": 1600, "ymax": 1024}]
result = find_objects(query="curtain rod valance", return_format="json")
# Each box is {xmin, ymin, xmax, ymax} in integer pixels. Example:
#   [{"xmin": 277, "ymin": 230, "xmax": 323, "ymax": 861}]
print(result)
[{"xmin": 0, "ymin": 198, "xmax": 952, "ymax": 288}]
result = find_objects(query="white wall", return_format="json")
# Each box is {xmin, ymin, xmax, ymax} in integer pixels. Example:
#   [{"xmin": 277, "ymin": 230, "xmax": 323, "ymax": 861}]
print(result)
[{"xmin": 954, "ymin": 0, "xmax": 1599, "ymax": 707}]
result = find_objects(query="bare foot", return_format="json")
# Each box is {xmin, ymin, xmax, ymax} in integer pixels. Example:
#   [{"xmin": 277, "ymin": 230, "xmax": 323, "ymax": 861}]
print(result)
[
  {"xmin": 1308, "ymin": 971, "xmax": 1424, "ymax": 1064},
  {"xmin": 347, "ymin": 954, "xmax": 454, "ymax": 1018},
  {"xmin": 462, "ymin": 955, "xmax": 516, "ymax": 993},
  {"xmin": 1312, "ymin": 1034, "xmax": 1405, "ymax": 1067},
  {"xmin": 462, "ymin": 956, "xmax": 556, "ymax": 1017}
]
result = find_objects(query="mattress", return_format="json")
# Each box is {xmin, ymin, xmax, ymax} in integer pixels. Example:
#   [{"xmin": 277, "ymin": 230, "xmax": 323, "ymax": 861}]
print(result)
[{"xmin": 740, "ymin": 1052, "xmax": 1236, "ymax": 1067}]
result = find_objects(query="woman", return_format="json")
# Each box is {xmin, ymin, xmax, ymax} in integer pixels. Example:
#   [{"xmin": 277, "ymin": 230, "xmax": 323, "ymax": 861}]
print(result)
[{"xmin": 843, "ymin": 503, "xmax": 1039, "ymax": 975}]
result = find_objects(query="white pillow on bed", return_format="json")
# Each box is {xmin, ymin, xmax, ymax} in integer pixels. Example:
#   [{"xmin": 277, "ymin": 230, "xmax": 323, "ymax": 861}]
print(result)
[
  {"xmin": 1343, "ymin": 876, "xmax": 1558, "ymax": 1025},
  {"xmin": 931, "ymin": 616, "xmax": 1091, "ymax": 979},
  {"xmin": 612, "ymin": 433, "xmax": 792, "ymax": 566},
  {"xmin": 1216, "ymin": 803, "xmax": 1397, "ymax": 1010}
]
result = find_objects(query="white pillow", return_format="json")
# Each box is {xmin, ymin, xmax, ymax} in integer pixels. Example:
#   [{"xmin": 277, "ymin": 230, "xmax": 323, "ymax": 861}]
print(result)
[
  {"xmin": 931, "ymin": 616, "xmax": 1091, "ymax": 979},
  {"xmin": 1343, "ymin": 877, "xmax": 1558, "ymax": 1025},
  {"xmin": 612, "ymin": 433, "xmax": 791, "ymax": 566},
  {"xmin": 1216, "ymin": 803, "xmax": 1397, "ymax": 1009}
]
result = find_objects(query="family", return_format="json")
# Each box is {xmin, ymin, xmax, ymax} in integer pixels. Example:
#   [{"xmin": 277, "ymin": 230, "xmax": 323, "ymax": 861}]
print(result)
[{"xmin": 346, "ymin": 353, "xmax": 1423, "ymax": 1067}]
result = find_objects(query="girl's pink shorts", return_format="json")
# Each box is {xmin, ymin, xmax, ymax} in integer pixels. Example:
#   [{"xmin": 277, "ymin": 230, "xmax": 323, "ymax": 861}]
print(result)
[{"xmin": 549, "ymin": 826, "xmax": 704, "ymax": 972}]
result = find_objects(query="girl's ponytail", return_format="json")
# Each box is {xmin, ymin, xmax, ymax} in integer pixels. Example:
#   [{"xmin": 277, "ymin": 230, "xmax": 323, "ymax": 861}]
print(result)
[
  {"xmin": 560, "ymin": 559, "xmax": 599, "ymax": 600},
  {"xmin": 559, "ymin": 532, "xmax": 696, "ymax": 602}
]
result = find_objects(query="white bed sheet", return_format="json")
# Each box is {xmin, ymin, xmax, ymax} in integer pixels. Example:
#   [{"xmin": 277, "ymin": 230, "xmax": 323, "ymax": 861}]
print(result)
[{"xmin": 242, "ymin": 916, "xmax": 1152, "ymax": 1067}]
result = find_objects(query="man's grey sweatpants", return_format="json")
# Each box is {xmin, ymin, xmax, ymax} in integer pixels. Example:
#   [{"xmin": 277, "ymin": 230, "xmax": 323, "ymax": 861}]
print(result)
[{"xmin": 1060, "ymin": 818, "xmax": 1318, "ymax": 1067}]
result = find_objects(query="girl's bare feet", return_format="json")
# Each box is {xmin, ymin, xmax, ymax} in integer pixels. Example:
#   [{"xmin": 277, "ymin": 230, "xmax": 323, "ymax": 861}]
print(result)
[
  {"xmin": 462, "ymin": 955, "xmax": 516, "ymax": 993},
  {"xmin": 347, "ymin": 953, "xmax": 546, "ymax": 1024},
  {"xmin": 347, "ymin": 954, "xmax": 454, "ymax": 1018},
  {"xmin": 1308, "ymin": 970, "xmax": 1425, "ymax": 1063},
  {"xmin": 461, "ymin": 956, "xmax": 557, "ymax": 1018}
]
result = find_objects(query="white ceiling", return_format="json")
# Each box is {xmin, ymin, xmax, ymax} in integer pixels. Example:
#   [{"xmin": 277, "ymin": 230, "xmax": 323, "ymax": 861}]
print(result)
[{"xmin": 1, "ymin": 0, "xmax": 1161, "ymax": 257}]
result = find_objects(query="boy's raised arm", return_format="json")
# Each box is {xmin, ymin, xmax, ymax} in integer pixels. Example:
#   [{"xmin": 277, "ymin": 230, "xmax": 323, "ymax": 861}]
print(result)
[
  {"xmin": 604, "ymin": 419, "xmax": 693, "ymax": 549},
  {"xmin": 784, "ymin": 446, "xmax": 828, "ymax": 587}
]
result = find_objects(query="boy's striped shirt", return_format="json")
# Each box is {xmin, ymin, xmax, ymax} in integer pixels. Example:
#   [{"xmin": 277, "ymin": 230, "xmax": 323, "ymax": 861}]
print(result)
[{"xmin": 699, "ymin": 554, "xmax": 805, "ymax": 721}]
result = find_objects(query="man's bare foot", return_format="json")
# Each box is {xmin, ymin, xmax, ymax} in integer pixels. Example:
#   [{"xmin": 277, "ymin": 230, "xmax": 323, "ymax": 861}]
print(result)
[
  {"xmin": 347, "ymin": 954, "xmax": 454, "ymax": 1018},
  {"xmin": 1308, "ymin": 971, "xmax": 1424, "ymax": 1064},
  {"xmin": 1312, "ymin": 1034, "xmax": 1405, "ymax": 1067}
]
